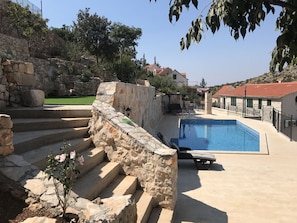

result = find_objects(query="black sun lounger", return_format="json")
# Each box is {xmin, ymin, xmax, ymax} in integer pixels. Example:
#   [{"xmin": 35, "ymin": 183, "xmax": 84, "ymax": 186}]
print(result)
[{"xmin": 157, "ymin": 132, "xmax": 216, "ymax": 169}]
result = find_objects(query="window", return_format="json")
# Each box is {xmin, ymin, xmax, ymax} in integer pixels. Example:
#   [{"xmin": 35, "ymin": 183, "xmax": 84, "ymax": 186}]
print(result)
[
  {"xmin": 231, "ymin": 97, "xmax": 236, "ymax": 106},
  {"xmin": 173, "ymin": 74, "xmax": 177, "ymax": 80},
  {"xmin": 247, "ymin": 99, "xmax": 253, "ymax": 108},
  {"xmin": 267, "ymin": 100, "xmax": 271, "ymax": 106},
  {"xmin": 258, "ymin": 99, "xmax": 262, "ymax": 109}
]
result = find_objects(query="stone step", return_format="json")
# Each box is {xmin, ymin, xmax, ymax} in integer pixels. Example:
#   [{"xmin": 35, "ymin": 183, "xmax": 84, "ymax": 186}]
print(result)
[
  {"xmin": 72, "ymin": 161, "xmax": 121, "ymax": 200},
  {"xmin": 99, "ymin": 175, "xmax": 138, "ymax": 198},
  {"xmin": 134, "ymin": 190, "xmax": 154, "ymax": 223},
  {"xmin": 4, "ymin": 105, "xmax": 92, "ymax": 119},
  {"xmin": 12, "ymin": 117, "xmax": 90, "ymax": 132},
  {"xmin": 78, "ymin": 147, "xmax": 106, "ymax": 176},
  {"xmin": 148, "ymin": 207, "xmax": 174, "ymax": 223},
  {"xmin": 21, "ymin": 137, "xmax": 93, "ymax": 169},
  {"xmin": 13, "ymin": 127, "xmax": 89, "ymax": 154}
]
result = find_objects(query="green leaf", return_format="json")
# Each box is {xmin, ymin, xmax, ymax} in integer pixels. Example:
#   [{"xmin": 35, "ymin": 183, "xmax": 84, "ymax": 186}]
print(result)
[
  {"xmin": 240, "ymin": 27, "xmax": 246, "ymax": 38},
  {"xmin": 234, "ymin": 31, "xmax": 239, "ymax": 40},
  {"xmin": 191, "ymin": 0, "xmax": 198, "ymax": 8},
  {"xmin": 180, "ymin": 38, "xmax": 185, "ymax": 50}
]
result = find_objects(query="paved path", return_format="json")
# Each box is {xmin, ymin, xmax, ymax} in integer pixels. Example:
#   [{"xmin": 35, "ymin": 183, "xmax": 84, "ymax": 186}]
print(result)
[{"xmin": 158, "ymin": 109, "xmax": 297, "ymax": 223}]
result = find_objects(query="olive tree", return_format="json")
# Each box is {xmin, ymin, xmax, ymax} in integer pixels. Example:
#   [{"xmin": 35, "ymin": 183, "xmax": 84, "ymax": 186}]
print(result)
[
  {"xmin": 73, "ymin": 8, "xmax": 116, "ymax": 64},
  {"xmin": 150, "ymin": 0, "xmax": 297, "ymax": 71}
]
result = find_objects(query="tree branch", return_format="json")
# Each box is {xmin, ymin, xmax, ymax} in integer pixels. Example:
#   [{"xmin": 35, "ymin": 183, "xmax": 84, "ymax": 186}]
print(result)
[{"xmin": 268, "ymin": 0, "xmax": 297, "ymax": 10}]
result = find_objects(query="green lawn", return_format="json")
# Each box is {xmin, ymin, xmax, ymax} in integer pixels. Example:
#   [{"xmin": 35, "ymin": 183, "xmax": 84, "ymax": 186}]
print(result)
[{"xmin": 44, "ymin": 96, "xmax": 96, "ymax": 105}]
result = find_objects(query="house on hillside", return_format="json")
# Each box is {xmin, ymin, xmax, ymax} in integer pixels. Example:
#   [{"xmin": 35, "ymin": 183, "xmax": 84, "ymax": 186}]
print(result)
[
  {"xmin": 153, "ymin": 67, "xmax": 172, "ymax": 76},
  {"xmin": 216, "ymin": 82, "xmax": 297, "ymax": 119},
  {"xmin": 146, "ymin": 64, "xmax": 188, "ymax": 87},
  {"xmin": 145, "ymin": 64, "xmax": 160, "ymax": 73},
  {"xmin": 168, "ymin": 70, "xmax": 188, "ymax": 87},
  {"xmin": 212, "ymin": 85, "xmax": 234, "ymax": 108}
]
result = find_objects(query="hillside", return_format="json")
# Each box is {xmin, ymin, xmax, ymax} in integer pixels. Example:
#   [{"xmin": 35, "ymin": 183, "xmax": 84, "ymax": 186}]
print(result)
[{"xmin": 210, "ymin": 66, "xmax": 297, "ymax": 93}]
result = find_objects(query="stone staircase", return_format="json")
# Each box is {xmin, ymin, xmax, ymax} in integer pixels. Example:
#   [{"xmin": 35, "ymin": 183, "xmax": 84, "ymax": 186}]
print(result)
[{"xmin": 5, "ymin": 106, "xmax": 173, "ymax": 223}]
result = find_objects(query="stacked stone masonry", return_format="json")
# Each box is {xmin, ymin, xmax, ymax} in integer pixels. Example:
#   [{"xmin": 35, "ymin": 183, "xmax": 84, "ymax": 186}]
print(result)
[
  {"xmin": 1, "ymin": 59, "xmax": 44, "ymax": 107},
  {"xmin": 0, "ymin": 114, "xmax": 14, "ymax": 155},
  {"xmin": 0, "ymin": 33, "xmax": 30, "ymax": 60},
  {"xmin": 96, "ymin": 82, "xmax": 164, "ymax": 135},
  {"xmin": 0, "ymin": 33, "xmax": 102, "ymax": 109},
  {"xmin": 90, "ymin": 81, "xmax": 178, "ymax": 209},
  {"xmin": 90, "ymin": 100, "xmax": 178, "ymax": 209}
]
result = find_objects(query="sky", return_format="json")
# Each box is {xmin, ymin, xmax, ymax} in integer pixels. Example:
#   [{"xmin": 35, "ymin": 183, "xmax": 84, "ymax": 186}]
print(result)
[{"xmin": 27, "ymin": 0, "xmax": 281, "ymax": 86}]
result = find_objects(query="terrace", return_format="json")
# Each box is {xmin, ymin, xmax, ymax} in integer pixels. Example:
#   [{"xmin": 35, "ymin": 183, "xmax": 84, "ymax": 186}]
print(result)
[{"xmin": 158, "ymin": 108, "xmax": 297, "ymax": 222}]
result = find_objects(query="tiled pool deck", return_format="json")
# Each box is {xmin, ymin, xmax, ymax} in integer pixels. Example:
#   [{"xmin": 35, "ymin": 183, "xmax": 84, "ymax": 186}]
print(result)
[{"xmin": 157, "ymin": 109, "xmax": 297, "ymax": 223}]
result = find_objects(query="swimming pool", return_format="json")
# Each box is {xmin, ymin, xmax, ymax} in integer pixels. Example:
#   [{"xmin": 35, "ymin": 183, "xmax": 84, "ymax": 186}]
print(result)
[{"xmin": 171, "ymin": 119, "xmax": 260, "ymax": 152}]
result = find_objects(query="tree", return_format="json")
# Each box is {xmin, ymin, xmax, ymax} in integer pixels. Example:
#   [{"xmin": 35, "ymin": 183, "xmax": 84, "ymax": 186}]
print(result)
[
  {"xmin": 109, "ymin": 23, "xmax": 143, "ymax": 81},
  {"xmin": 149, "ymin": 75, "xmax": 177, "ymax": 93},
  {"xmin": 150, "ymin": 0, "xmax": 297, "ymax": 72},
  {"xmin": 51, "ymin": 25, "xmax": 75, "ymax": 42},
  {"xmin": 73, "ymin": 8, "xmax": 116, "ymax": 64},
  {"xmin": 110, "ymin": 23, "xmax": 142, "ymax": 61},
  {"xmin": 7, "ymin": 2, "xmax": 48, "ymax": 49},
  {"xmin": 112, "ymin": 54, "xmax": 147, "ymax": 83},
  {"xmin": 200, "ymin": 77, "xmax": 207, "ymax": 88}
]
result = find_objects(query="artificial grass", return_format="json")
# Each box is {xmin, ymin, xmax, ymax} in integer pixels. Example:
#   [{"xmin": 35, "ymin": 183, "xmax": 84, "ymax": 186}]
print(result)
[{"xmin": 44, "ymin": 96, "xmax": 96, "ymax": 105}]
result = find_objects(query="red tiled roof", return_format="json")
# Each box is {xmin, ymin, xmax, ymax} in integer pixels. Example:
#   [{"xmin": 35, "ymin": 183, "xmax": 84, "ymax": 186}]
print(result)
[
  {"xmin": 213, "ymin": 85, "xmax": 234, "ymax": 98},
  {"xmin": 155, "ymin": 67, "xmax": 172, "ymax": 76},
  {"xmin": 181, "ymin": 72, "xmax": 187, "ymax": 77},
  {"xmin": 145, "ymin": 64, "xmax": 156, "ymax": 68},
  {"xmin": 220, "ymin": 82, "xmax": 297, "ymax": 98}
]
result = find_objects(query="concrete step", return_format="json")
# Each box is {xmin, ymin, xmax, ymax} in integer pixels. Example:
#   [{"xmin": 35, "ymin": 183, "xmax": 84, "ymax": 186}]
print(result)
[
  {"xmin": 78, "ymin": 147, "xmax": 106, "ymax": 176},
  {"xmin": 4, "ymin": 105, "xmax": 92, "ymax": 119},
  {"xmin": 21, "ymin": 137, "xmax": 93, "ymax": 169},
  {"xmin": 12, "ymin": 117, "xmax": 90, "ymax": 132},
  {"xmin": 148, "ymin": 207, "xmax": 174, "ymax": 223},
  {"xmin": 134, "ymin": 190, "xmax": 155, "ymax": 223},
  {"xmin": 13, "ymin": 127, "xmax": 89, "ymax": 154},
  {"xmin": 6, "ymin": 106, "xmax": 169, "ymax": 222},
  {"xmin": 72, "ymin": 161, "xmax": 121, "ymax": 200},
  {"xmin": 99, "ymin": 175, "xmax": 138, "ymax": 198}
]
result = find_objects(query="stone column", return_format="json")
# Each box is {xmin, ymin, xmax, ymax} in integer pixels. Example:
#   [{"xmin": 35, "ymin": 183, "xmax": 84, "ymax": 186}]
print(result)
[
  {"xmin": 0, "ymin": 114, "xmax": 14, "ymax": 155},
  {"xmin": 205, "ymin": 91, "xmax": 212, "ymax": 114}
]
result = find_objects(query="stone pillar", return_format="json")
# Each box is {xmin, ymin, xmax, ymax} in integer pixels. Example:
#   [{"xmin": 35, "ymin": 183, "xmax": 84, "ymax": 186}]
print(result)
[
  {"xmin": 205, "ymin": 91, "xmax": 212, "ymax": 114},
  {"xmin": 0, "ymin": 114, "xmax": 14, "ymax": 155}
]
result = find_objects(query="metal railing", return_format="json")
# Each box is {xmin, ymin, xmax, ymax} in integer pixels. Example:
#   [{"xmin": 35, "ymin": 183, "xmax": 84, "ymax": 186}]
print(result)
[
  {"xmin": 11, "ymin": 0, "xmax": 41, "ymax": 15},
  {"xmin": 272, "ymin": 108, "xmax": 297, "ymax": 141}
]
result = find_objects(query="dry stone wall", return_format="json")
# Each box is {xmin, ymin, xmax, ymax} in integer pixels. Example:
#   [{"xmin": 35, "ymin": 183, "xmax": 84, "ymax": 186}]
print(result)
[
  {"xmin": 0, "ymin": 33, "xmax": 30, "ymax": 60},
  {"xmin": 96, "ymin": 82, "xmax": 164, "ymax": 135},
  {"xmin": 89, "ymin": 82, "xmax": 178, "ymax": 209},
  {"xmin": 1, "ymin": 59, "xmax": 44, "ymax": 107},
  {"xmin": 0, "ymin": 33, "xmax": 101, "ymax": 108},
  {"xmin": 0, "ymin": 114, "xmax": 14, "ymax": 155}
]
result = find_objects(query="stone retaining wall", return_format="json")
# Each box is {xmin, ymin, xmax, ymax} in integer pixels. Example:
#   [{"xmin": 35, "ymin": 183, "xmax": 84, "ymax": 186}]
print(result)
[
  {"xmin": 0, "ymin": 114, "xmax": 14, "ymax": 156},
  {"xmin": 90, "ymin": 86, "xmax": 178, "ymax": 209},
  {"xmin": 96, "ymin": 82, "xmax": 164, "ymax": 135},
  {"xmin": 0, "ymin": 33, "xmax": 30, "ymax": 60},
  {"xmin": 1, "ymin": 59, "xmax": 44, "ymax": 107}
]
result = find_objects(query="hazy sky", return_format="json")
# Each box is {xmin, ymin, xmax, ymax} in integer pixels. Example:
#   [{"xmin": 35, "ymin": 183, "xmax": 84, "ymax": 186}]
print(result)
[{"xmin": 28, "ymin": 0, "xmax": 281, "ymax": 86}]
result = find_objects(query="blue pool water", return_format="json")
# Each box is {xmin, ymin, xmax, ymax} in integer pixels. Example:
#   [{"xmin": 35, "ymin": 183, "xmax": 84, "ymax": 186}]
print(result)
[{"xmin": 171, "ymin": 119, "xmax": 260, "ymax": 152}]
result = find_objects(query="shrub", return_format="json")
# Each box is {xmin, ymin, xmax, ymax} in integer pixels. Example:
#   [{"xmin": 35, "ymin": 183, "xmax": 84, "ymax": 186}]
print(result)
[{"xmin": 44, "ymin": 142, "xmax": 84, "ymax": 218}]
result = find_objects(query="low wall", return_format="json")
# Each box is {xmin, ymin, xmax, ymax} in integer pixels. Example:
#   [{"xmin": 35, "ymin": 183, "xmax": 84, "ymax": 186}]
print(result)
[
  {"xmin": 89, "ymin": 99, "xmax": 178, "ymax": 209},
  {"xmin": 0, "ymin": 114, "xmax": 14, "ymax": 155},
  {"xmin": 96, "ymin": 82, "xmax": 164, "ymax": 134}
]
